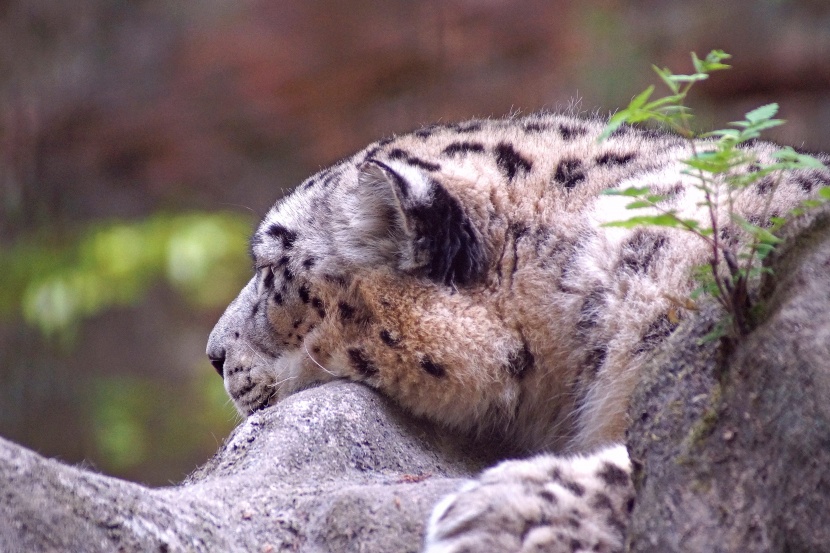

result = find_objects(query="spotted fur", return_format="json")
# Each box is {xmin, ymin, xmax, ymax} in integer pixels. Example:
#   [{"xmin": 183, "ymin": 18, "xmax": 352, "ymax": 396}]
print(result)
[
  {"xmin": 425, "ymin": 445, "xmax": 634, "ymax": 553},
  {"xmin": 206, "ymin": 112, "xmax": 828, "ymax": 551}
]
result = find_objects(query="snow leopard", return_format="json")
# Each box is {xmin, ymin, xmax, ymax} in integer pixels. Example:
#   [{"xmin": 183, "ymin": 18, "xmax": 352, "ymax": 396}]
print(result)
[{"xmin": 206, "ymin": 112, "xmax": 828, "ymax": 552}]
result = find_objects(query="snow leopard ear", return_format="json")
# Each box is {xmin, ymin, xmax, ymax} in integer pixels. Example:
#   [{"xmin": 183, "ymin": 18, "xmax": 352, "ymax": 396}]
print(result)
[{"xmin": 356, "ymin": 159, "xmax": 486, "ymax": 286}]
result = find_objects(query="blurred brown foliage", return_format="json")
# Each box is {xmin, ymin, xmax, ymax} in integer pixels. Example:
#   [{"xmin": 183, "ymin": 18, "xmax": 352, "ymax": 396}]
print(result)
[{"xmin": 1, "ymin": 0, "xmax": 828, "ymax": 485}]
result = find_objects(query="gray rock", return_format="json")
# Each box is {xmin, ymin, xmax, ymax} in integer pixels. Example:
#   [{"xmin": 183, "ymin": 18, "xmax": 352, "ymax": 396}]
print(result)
[
  {"xmin": 0, "ymin": 382, "xmax": 495, "ymax": 553},
  {"xmin": 627, "ymin": 204, "xmax": 830, "ymax": 552}
]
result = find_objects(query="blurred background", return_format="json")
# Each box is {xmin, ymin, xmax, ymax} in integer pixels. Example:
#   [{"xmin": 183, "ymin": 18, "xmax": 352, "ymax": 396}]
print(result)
[{"xmin": 1, "ymin": 0, "xmax": 829, "ymax": 486}]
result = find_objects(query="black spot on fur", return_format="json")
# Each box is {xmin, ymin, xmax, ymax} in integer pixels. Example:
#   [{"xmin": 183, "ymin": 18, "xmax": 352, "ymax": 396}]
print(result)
[
  {"xmin": 796, "ymin": 170, "xmax": 829, "ymax": 192},
  {"xmin": 559, "ymin": 479, "xmax": 586, "ymax": 497},
  {"xmin": 610, "ymin": 125, "xmax": 630, "ymax": 137},
  {"xmin": 408, "ymin": 157, "xmax": 441, "ymax": 172},
  {"xmin": 540, "ymin": 490, "xmax": 558, "ymax": 504},
  {"xmin": 495, "ymin": 142, "xmax": 532, "ymax": 180},
  {"xmin": 267, "ymin": 224, "xmax": 298, "ymax": 249},
  {"xmin": 818, "ymin": 170, "xmax": 830, "ymax": 183},
  {"xmin": 298, "ymin": 284, "xmax": 310, "ymax": 304},
  {"xmin": 606, "ymin": 514, "xmax": 627, "ymax": 536},
  {"xmin": 569, "ymin": 539, "xmax": 583, "ymax": 552},
  {"xmin": 591, "ymin": 493, "xmax": 615, "ymax": 512},
  {"xmin": 598, "ymin": 462, "xmax": 630, "ymax": 487},
  {"xmin": 640, "ymin": 127, "xmax": 671, "ymax": 140},
  {"xmin": 405, "ymin": 182, "xmax": 486, "ymax": 286},
  {"xmin": 619, "ymin": 231, "xmax": 667, "ymax": 273},
  {"xmin": 456, "ymin": 122, "xmax": 482, "ymax": 133},
  {"xmin": 311, "ymin": 297, "xmax": 326, "ymax": 318},
  {"xmin": 595, "ymin": 152, "xmax": 636, "ymax": 166},
  {"xmin": 499, "ymin": 222, "xmax": 529, "ymax": 285},
  {"xmin": 554, "ymin": 158, "xmax": 586, "ymax": 189},
  {"xmin": 523, "ymin": 122, "xmax": 548, "ymax": 133},
  {"xmin": 420, "ymin": 357, "xmax": 446, "ymax": 378},
  {"xmin": 505, "ymin": 343, "xmax": 534, "ymax": 379},
  {"xmin": 388, "ymin": 148, "xmax": 408, "ymax": 160},
  {"xmin": 262, "ymin": 269, "xmax": 275, "ymax": 290},
  {"xmin": 379, "ymin": 330, "xmax": 401, "ymax": 347},
  {"xmin": 250, "ymin": 303, "xmax": 259, "ymax": 317},
  {"xmin": 292, "ymin": 319, "xmax": 301, "ymax": 329},
  {"xmin": 302, "ymin": 258, "xmax": 316, "ymax": 269},
  {"xmin": 755, "ymin": 176, "xmax": 774, "ymax": 195},
  {"xmin": 747, "ymin": 215, "xmax": 766, "ymax": 228},
  {"xmin": 386, "ymin": 150, "xmax": 440, "ymax": 172},
  {"xmin": 276, "ymin": 256, "xmax": 289, "ymax": 267},
  {"xmin": 660, "ymin": 182, "xmax": 686, "ymax": 202},
  {"xmin": 719, "ymin": 225, "xmax": 740, "ymax": 247},
  {"xmin": 283, "ymin": 267, "xmax": 293, "ymax": 282},
  {"xmin": 531, "ymin": 226, "xmax": 554, "ymax": 257},
  {"xmin": 414, "ymin": 127, "xmax": 435, "ymax": 139},
  {"xmin": 558, "ymin": 124, "xmax": 588, "ymax": 140},
  {"xmin": 795, "ymin": 175, "xmax": 815, "ymax": 192},
  {"xmin": 736, "ymin": 138, "xmax": 759, "ymax": 149},
  {"xmin": 577, "ymin": 289, "xmax": 606, "ymax": 332},
  {"xmin": 272, "ymin": 291, "xmax": 283, "ymax": 305},
  {"xmin": 347, "ymin": 348, "xmax": 378, "ymax": 377},
  {"xmin": 320, "ymin": 172, "xmax": 338, "ymax": 188},
  {"xmin": 442, "ymin": 142, "xmax": 485, "ymax": 156},
  {"xmin": 566, "ymin": 517, "xmax": 581, "ymax": 529},
  {"xmin": 635, "ymin": 314, "xmax": 679, "ymax": 355},
  {"xmin": 338, "ymin": 302, "xmax": 355, "ymax": 320},
  {"xmin": 585, "ymin": 346, "xmax": 608, "ymax": 376}
]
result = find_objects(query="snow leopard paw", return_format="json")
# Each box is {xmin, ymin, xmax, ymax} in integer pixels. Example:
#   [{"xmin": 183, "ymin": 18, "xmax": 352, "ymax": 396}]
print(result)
[{"xmin": 424, "ymin": 445, "xmax": 633, "ymax": 553}]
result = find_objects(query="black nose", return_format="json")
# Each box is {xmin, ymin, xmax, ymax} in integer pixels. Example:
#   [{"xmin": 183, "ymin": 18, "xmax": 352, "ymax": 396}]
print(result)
[{"xmin": 208, "ymin": 349, "xmax": 226, "ymax": 377}]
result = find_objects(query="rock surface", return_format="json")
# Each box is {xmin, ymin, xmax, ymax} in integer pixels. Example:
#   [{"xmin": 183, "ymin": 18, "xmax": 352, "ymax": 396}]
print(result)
[
  {"xmin": 626, "ymin": 205, "xmax": 830, "ymax": 552},
  {"xmin": 0, "ymin": 382, "xmax": 495, "ymax": 553}
]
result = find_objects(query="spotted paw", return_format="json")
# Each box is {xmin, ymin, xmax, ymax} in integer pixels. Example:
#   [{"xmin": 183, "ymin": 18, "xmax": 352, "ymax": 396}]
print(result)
[{"xmin": 424, "ymin": 445, "xmax": 633, "ymax": 553}]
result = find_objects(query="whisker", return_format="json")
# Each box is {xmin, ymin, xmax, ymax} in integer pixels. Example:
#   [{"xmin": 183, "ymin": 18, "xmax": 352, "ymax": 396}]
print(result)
[
  {"xmin": 272, "ymin": 374, "xmax": 298, "ymax": 388},
  {"xmin": 304, "ymin": 342, "xmax": 339, "ymax": 377},
  {"xmin": 223, "ymin": 396, "xmax": 243, "ymax": 423},
  {"xmin": 244, "ymin": 342, "xmax": 269, "ymax": 365}
]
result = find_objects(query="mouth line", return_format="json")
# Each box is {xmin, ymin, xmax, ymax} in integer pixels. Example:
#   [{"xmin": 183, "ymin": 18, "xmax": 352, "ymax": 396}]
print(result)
[
  {"xmin": 234, "ymin": 348, "xmax": 323, "ymax": 415},
  {"xmin": 251, "ymin": 401, "xmax": 271, "ymax": 414}
]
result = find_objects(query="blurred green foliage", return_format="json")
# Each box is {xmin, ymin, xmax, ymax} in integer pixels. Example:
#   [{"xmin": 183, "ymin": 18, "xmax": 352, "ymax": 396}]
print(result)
[
  {"xmin": 0, "ymin": 211, "xmax": 253, "ymax": 483},
  {"xmin": 0, "ymin": 212, "xmax": 254, "ymax": 339},
  {"xmin": 89, "ymin": 374, "xmax": 239, "ymax": 474}
]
